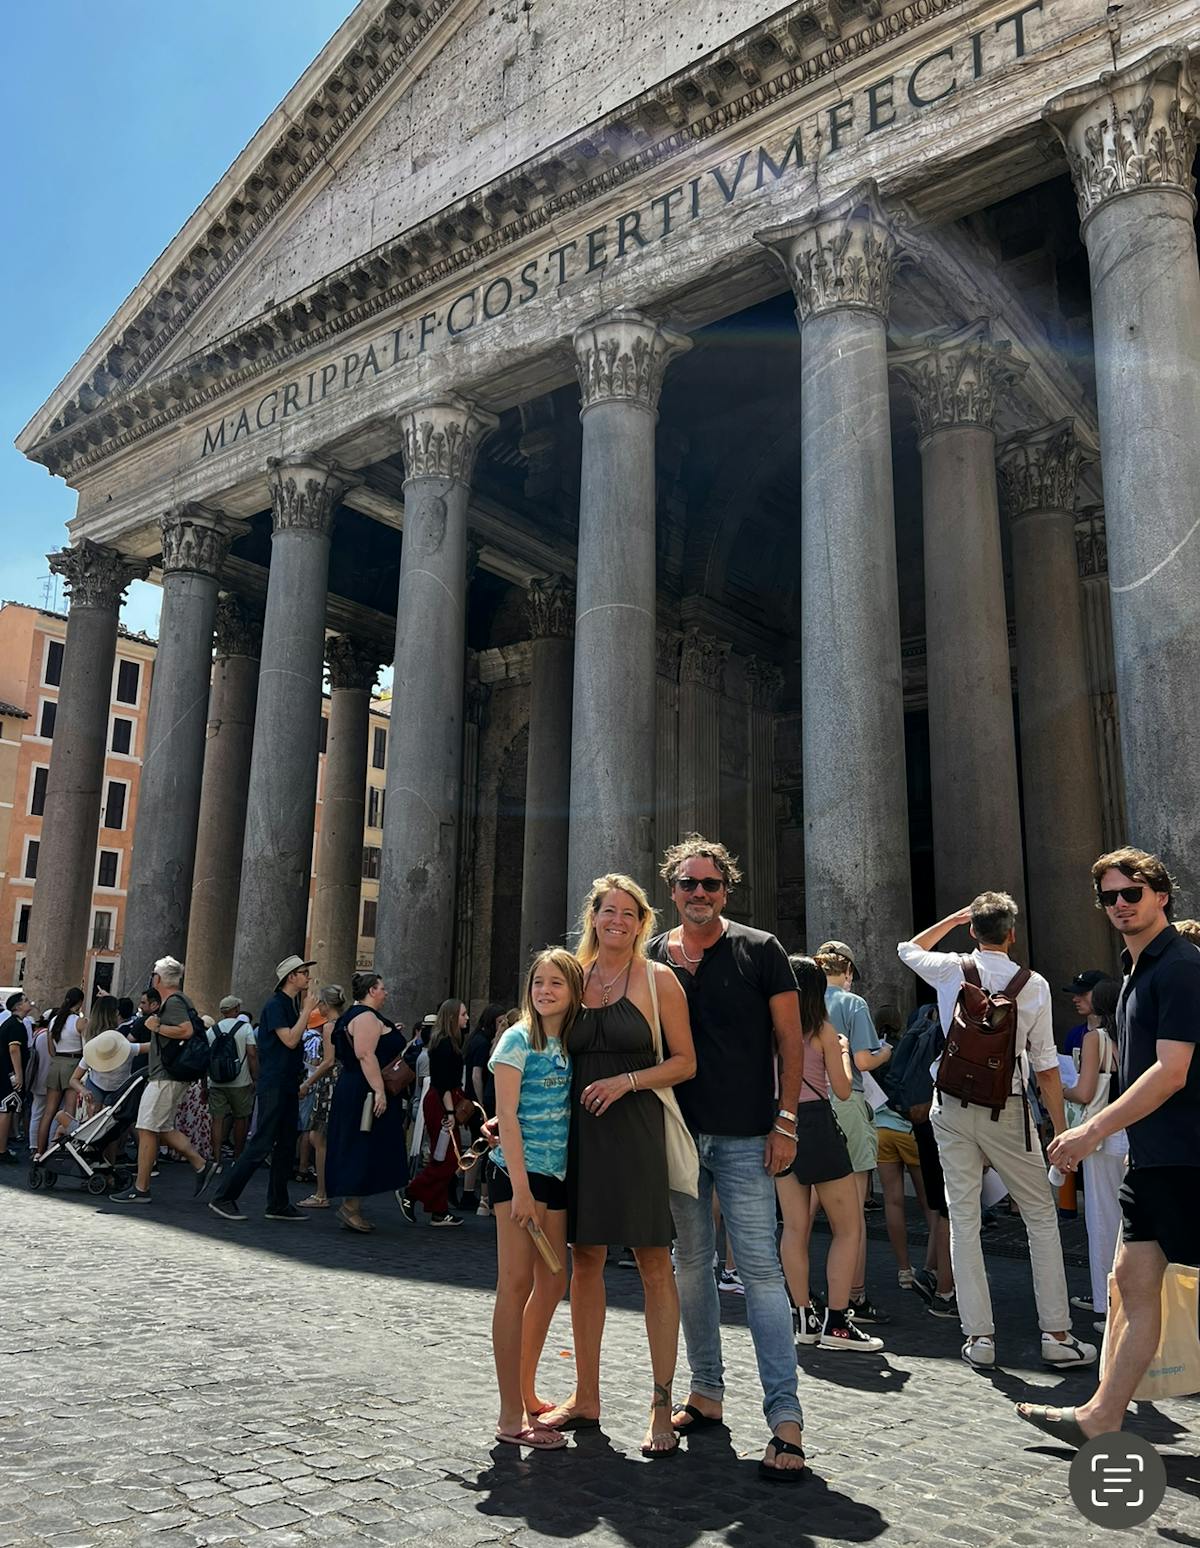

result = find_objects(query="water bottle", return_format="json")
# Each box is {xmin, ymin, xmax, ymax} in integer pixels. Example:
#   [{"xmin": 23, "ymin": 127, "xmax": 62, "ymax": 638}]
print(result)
[{"xmin": 1048, "ymin": 1164, "xmax": 1065, "ymax": 1187}]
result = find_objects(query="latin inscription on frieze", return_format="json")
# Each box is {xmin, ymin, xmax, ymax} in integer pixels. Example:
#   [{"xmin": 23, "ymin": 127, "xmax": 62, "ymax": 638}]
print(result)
[{"xmin": 199, "ymin": 0, "xmax": 1045, "ymax": 461}]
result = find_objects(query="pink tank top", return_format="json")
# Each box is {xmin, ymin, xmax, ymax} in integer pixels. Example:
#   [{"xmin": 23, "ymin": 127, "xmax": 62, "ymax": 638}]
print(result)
[{"xmin": 798, "ymin": 1035, "xmax": 828, "ymax": 1102}]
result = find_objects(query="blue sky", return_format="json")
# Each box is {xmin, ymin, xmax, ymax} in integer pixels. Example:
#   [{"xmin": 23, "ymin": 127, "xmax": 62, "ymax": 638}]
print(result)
[{"xmin": 3, "ymin": 0, "xmax": 357, "ymax": 637}]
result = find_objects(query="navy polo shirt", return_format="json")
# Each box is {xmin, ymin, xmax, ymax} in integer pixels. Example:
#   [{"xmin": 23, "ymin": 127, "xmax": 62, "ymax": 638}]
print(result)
[
  {"xmin": 255, "ymin": 991, "xmax": 302, "ymax": 1090},
  {"xmin": 1117, "ymin": 924, "xmax": 1200, "ymax": 1169}
]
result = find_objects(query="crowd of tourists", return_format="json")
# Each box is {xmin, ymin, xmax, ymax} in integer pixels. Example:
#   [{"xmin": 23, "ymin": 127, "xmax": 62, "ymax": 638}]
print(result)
[{"xmin": 2, "ymin": 838, "xmax": 1196, "ymax": 1480}]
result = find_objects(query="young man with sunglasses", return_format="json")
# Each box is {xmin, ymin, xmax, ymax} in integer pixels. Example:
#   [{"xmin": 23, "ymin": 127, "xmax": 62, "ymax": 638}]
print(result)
[
  {"xmin": 647, "ymin": 835, "xmax": 808, "ymax": 1482},
  {"xmin": 1018, "ymin": 848, "xmax": 1200, "ymax": 1447}
]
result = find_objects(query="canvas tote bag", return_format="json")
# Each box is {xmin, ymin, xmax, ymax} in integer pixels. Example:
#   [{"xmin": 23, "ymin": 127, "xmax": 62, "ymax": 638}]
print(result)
[
  {"xmin": 645, "ymin": 961, "xmax": 699, "ymax": 1198},
  {"xmin": 1103, "ymin": 1261, "xmax": 1200, "ymax": 1401}
]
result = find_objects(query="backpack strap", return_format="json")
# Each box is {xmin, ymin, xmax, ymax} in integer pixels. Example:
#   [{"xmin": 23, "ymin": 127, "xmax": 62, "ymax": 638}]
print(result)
[
  {"xmin": 961, "ymin": 956, "xmax": 982, "ymax": 988},
  {"xmin": 1004, "ymin": 966, "xmax": 1032, "ymax": 998}
]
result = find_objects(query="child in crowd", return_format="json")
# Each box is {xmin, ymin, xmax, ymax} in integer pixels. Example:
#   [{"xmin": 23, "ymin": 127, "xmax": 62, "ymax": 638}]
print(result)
[{"xmin": 489, "ymin": 949, "xmax": 584, "ymax": 1448}]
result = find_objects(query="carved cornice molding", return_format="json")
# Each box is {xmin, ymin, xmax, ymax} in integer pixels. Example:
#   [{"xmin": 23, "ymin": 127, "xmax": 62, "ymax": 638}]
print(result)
[
  {"xmin": 756, "ymin": 180, "xmax": 907, "ymax": 323},
  {"xmin": 996, "ymin": 419, "xmax": 1087, "ymax": 520},
  {"xmin": 267, "ymin": 458, "xmax": 349, "ymax": 536},
  {"xmin": 397, "ymin": 395, "xmax": 497, "ymax": 484},
  {"xmin": 525, "ymin": 575, "xmax": 575, "ymax": 641},
  {"xmin": 574, "ymin": 308, "xmax": 692, "ymax": 415},
  {"xmin": 325, "ymin": 633, "xmax": 386, "ymax": 692},
  {"xmin": 891, "ymin": 319, "xmax": 1027, "ymax": 441},
  {"xmin": 160, "ymin": 503, "xmax": 246, "ymax": 578},
  {"xmin": 656, "ymin": 626, "xmax": 683, "ymax": 681},
  {"xmin": 48, "ymin": 540, "xmax": 149, "ymax": 611},
  {"xmin": 746, "ymin": 654, "xmax": 785, "ymax": 709},
  {"xmin": 1075, "ymin": 506, "xmax": 1108, "ymax": 579},
  {"xmin": 680, "ymin": 628, "xmax": 731, "ymax": 692},
  {"xmin": 32, "ymin": 0, "xmax": 964, "ymax": 480},
  {"xmin": 214, "ymin": 594, "xmax": 264, "ymax": 659},
  {"xmin": 1044, "ymin": 48, "xmax": 1199, "ymax": 231}
]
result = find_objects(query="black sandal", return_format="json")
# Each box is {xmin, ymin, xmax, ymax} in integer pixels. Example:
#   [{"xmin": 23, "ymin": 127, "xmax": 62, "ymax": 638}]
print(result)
[
  {"xmin": 758, "ymin": 1436, "xmax": 809, "ymax": 1484},
  {"xmin": 671, "ymin": 1404, "xmax": 724, "ymax": 1433}
]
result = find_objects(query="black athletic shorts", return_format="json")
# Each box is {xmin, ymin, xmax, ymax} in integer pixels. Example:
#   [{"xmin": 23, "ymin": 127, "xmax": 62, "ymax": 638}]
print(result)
[
  {"xmin": 913, "ymin": 1118, "xmax": 948, "ymax": 1218},
  {"xmin": 1119, "ymin": 1167, "xmax": 1200, "ymax": 1266},
  {"xmin": 487, "ymin": 1161, "xmax": 567, "ymax": 1212}
]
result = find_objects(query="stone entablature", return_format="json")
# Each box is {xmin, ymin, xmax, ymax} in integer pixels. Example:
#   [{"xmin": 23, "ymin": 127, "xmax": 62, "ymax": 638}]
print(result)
[{"xmin": 25, "ymin": 0, "xmax": 1109, "ymax": 489}]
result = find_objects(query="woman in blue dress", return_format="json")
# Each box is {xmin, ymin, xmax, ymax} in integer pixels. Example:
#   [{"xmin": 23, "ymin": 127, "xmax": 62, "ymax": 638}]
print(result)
[{"xmin": 325, "ymin": 972, "xmax": 408, "ymax": 1232}]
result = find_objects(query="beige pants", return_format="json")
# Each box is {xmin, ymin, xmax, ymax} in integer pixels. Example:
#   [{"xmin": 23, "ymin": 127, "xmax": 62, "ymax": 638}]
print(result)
[{"xmin": 931, "ymin": 1094, "xmax": 1071, "ymax": 1337}]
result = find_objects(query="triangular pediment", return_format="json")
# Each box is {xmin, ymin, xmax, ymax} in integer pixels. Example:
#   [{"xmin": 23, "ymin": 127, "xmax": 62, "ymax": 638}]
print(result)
[{"xmin": 19, "ymin": 0, "xmax": 877, "ymax": 477}]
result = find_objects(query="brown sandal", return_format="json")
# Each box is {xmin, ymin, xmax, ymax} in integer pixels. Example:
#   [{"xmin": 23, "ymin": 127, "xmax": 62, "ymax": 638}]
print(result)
[{"xmin": 337, "ymin": 1205, "xmax": 373, "ymax": 1233}]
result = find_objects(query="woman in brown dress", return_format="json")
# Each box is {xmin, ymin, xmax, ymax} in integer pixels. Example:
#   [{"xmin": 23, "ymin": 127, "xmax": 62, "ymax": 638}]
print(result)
[{"xmin": 541, "ymin": 873, "xmax": 696, "ymax": 1457}]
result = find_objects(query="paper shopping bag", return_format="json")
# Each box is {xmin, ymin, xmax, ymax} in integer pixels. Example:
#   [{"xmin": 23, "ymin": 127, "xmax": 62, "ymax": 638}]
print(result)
[{"xmin": 1103, "ymin": 1263, "xmax": 1200, "ymax": 1401}]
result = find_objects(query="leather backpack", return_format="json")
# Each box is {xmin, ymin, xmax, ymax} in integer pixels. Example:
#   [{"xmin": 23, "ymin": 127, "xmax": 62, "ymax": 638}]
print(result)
[{"xmin": 936, "ymin": 957, "xmax": 1030, "ymax": 1120}]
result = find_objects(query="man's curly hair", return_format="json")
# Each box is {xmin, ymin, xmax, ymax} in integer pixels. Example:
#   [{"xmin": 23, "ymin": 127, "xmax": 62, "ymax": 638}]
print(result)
[{"xmin": 659, "ymin": 834, "xmax": 743, "ymax": 891}]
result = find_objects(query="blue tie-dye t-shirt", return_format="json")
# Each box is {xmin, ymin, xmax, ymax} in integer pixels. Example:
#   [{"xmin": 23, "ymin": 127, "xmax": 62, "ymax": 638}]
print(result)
[{"xmin": 488, "ymin": 1024, "xmax": 571, "ymax": 1181}]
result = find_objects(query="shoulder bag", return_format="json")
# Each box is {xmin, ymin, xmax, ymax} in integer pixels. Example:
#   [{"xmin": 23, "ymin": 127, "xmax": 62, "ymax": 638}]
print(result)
[{"xmin": 645, "ymin": 961, "xmax": 699, "ymax": 1198}]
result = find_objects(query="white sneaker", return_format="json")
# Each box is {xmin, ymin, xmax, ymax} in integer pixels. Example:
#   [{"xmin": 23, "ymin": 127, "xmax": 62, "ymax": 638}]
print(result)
[
  {"xmin": 961, "ymin": 1336, "xmax": 996, "ymax": 1368},
  {"xmin": 819, "ymin": 1316, "xmax": 884, "ymax": 1353},
  {"xmin": 897, "ymin": 1268, "xmax": 915, "ymax": 1289},
  {"xmin": 794, "ymin": 1304, "xmax": 822, "ymax": 1346},
  {"xmin": 1042, "ymin": 1334, "xmax": 1098, "ymax": 1367},
  {"xmin": 718, "ymin": 1269, "xmax": 745, "ymax": 1295}
]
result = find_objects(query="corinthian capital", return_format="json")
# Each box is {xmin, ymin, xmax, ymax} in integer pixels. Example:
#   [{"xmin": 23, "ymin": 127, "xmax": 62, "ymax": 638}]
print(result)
[
  {"xmin": 573, "ymin": 307, "xmax": 692, "ymax": 416},
  {"xmin": 745, "ymin": 655, "xmax": 785, "ymax": 710},
  {"xmin": 397, "ymin": 395, "xmax": 498, "ymax": 485},
  {"xmin": 267, "ymin": 458, "xmax": 349, "ymax": 537},
  {"xmin": 1044, "ymin": 47, "xmax": 1199, "ymax": 230},
  {"xmin": 891, "ymin": 320, "xmax": 1027, "ymax": 441},
  {"xmin": 214, "ymin": 594, "xmax": 264, "ymax": 660},
  {"xmin": 756, "ymin": 180, "xmax": 906, "ymax": 323},
  {"xmin": 996, "ymin": 420, "xmax": 1089, "ymax": 520},
  {"xmin": 160, "ymin": 504, "xmax": 246, "ymax": 578},
  {"xmin": 525, "ymin": 576, "xmax": 575, "ymax": 641},
  {"xmin": 680, "ymin": 629, "xmax": 730, "ymax": 693},
  {"xmin": 48, "ymin": 540, "xmax": 149, "ymax": 611},
  {"xmin": 325, "ymin": 634, "xmax": 385, "ymax": 693},
  {"xmin": 1075, "ymin": 507, "xmax": 1108, "ymax": 579}
]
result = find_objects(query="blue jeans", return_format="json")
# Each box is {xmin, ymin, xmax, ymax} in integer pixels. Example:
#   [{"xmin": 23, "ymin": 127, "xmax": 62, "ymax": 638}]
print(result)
[{"xmin": 671, "ymin": 1132, "xmax": 802, "ymax": 1432}]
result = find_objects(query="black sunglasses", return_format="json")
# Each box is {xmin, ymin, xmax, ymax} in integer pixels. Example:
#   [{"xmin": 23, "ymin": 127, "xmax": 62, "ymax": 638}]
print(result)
[
  {"xmin": 1099, "ymin": 885, "xmax": 1144, "ymax": 907},
  {"xmin": 676, "ymin": 876, "xmax": 724, "ymax": 893}
]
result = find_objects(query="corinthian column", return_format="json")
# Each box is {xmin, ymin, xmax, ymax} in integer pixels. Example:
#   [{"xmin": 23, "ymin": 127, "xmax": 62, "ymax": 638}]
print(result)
[
  {"xmin": 746, "ymin": 657, "xmax": 784, "ymax": 933},
  {"xmin": 892, "ymin": 319, "xmax": 1027, "ymax": 923},
  {"xmin": 757, "ymin": 182, "xmax": 911, "ymax": 999},
  {"xmin": 997, "ymin": 421, "xmax": 1110, "ymax": 1007},
  {"xmin": 519, "ymin": 577, "xmax": 575, "ymax": 965},
  {"xmin": 122, "ymin": 506, "xmax": 244, "ymax": 993},
  {"xmin": 568, "ymin": 308, "xmax": 691, "ymax": 911},
  {"xmin": 375, "ymin": 396, "xmax": 497, "ymax": 1017},
  {"xmin": 678, "ymin": 628, "xmax": 729, "ymax": 840},
  {"xmin": 1046, "ymin": 49, "xmax": 1200, "ymax": 902},
  {"xmin": 312, "ymin": 635, "xmax": 384, "ymax": 993},
  {"xmin": 232, "ymin": 459, "xmax": 348, "ymax": 1006},
  {"xmin": 185, "ymin": 596, "xmax": 263, "ymax": 1015},
  {"xmin": 23, "ymin": 543, "xmax": 148, "ymax": 1009}
]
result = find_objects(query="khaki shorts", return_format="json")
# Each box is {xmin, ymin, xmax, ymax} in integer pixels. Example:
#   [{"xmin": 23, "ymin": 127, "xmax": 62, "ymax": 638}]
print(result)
[
  {"xmin": 831, "ymin": 1091, "xmax": 879, "ymax": 1173},
  {"xmin": 876, "ymin": 1125, "xmax": 920, "ymax": 1168},
  {"xmin": 136, "ymin": 1078, "xmax": 189, "ymax": 1133},
  {"xmin": 46, "ymin": 1053, "xmax": 81, "ymax": 1092},
  {"xmin": 209, "ymin": 1083, "xmax": 254, "ymax": 1121}
]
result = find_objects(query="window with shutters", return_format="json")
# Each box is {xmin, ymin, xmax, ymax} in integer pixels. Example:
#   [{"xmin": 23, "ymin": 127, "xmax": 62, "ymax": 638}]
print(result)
[
  {"xmin": 29, "ymin": 765, "xmax": 48, "ymax": 817},
  {"xmin": 111, "ymin": 717, "xmax": 133, "ymax": 755},
  {"xmin": 38, "ymin": 700, "xmax": 56, "ymax": 739},
  {"xmin": 97, "ymin": 850, "xmax": 120, "ymax": 889},
  {"xmin": 43, "ymin": 638, "xmax": 64, "ymax": 686},
  {"xmin": 103, "ymin": 780, "xmax": 127, "ymax": 831},
  {"xmin": 361, "ymin": 900, "xmax": 378, "ymax": 938},
  {"xmin": 115, "ymin": 659, "xmax": 140, "ymax": 705},
  {"xmin": 362, "ymin": 846, "xmax": 381, "ymax": 880},
  {"xmin": 372, "ymin": 727, "xmax": 387, "ymax": 769}
]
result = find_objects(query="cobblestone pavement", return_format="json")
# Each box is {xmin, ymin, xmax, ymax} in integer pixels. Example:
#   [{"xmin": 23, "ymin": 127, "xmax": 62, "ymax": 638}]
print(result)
[{"xmin": 1, "ymin": 1165, "xmax": 1195, "ymax": 1548}]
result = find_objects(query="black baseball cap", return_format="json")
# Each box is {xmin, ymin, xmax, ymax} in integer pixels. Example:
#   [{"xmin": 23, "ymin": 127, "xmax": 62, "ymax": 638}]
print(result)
[{"xmin": 1061, "ymin": 970, "xmax": 1109, "ymax": 994}]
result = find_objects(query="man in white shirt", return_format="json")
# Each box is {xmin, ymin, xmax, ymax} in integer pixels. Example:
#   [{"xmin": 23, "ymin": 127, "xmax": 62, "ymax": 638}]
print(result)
[{"xmin": 898, "ymin": 892, "xmax": 1096, "ymax": 1371}]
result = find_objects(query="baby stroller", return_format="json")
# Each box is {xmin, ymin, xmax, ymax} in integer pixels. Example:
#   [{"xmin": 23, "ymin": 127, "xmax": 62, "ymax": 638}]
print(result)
[{"xmin": 28, "ymin": 1074, "xmax": 145, "ymax": 1195}]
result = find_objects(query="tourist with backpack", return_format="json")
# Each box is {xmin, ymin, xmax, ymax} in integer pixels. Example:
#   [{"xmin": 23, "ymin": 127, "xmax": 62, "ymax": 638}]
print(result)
[
  {"xmin": 111, "ymin": 956, "xmax": 217, "ymax": 1204},
  {"xmin": 898, "ymin": 895, "xmax": 1096, "ymax": 1371},
  {"xmin": 206, "ymin": 995, "xmax": 258, "ymax": 1166}
]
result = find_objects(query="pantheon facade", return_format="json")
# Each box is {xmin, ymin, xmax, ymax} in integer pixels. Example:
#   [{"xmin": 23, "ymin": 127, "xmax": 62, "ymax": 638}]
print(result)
[{"xmin": 16, "ymin": 0, "xmax": 1200, "ymax": 1024}]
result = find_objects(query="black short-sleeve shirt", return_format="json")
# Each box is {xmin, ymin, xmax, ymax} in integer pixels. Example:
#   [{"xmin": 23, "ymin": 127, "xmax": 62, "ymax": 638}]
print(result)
[
  {"xmin": 647, "ymin": 919, "xmax": 796, "ymax": 1137},
  {"xmin": 1116, "ymin": 924, "xmax": 1200, "ymax": 1169},
  {"xmin": 255, "ymin": 991, "xmax": 302, "ymax": 1090}
]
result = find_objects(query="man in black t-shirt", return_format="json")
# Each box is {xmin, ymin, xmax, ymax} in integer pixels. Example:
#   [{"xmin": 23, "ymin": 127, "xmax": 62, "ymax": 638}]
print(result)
[
  {"xmin": 1018, "ymin": 847, "xmax": 1200, "ymax": 1449},
  {"xmin": 646, "ymin": 835, "xmax": 806, "ymax": 1482},
  {"xmin": 210, "ymin": 955, "xmax": 316, "ymax": 1223},
  {"xmin": 0, "ymin": 993, "xmax": 32, "ymax": 1162}
]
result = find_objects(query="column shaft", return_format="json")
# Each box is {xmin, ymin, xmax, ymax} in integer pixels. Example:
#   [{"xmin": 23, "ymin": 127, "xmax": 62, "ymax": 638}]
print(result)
[
  {"xmin": 746, "ymin": 659, "xmax": 783, "ymax": 934},
  {"xmin": 24, "ymin": 544, "xmax": 147, "ymax": 1007},
  {"xmin": 231, "ymin": 462, "xmax": 344, "ymax": 1008},
  {"xmin": 519, "ymin": 579, "xmax": 574, "ymax": 965},
  {"xmin": 678, "ymin": 630, "xmax": 727, "ymax": 841},
  {"xmin": 185, "ymin": 598, "xmax": 262, "ymax": 1016},
  {"xmin": 376, "ymin": 398, "xmax": 496, "ymax": 1019},
  {"xmin": 121, "ymin": 509, "xmax": 239, "ymax": 992},
  {"xmin": 1047, "ymin": 49, "xmax": 1200, "ymax": 900},
  {"xmin": 567, "ymin": 310, "xmax": 690, "ymax": 911},
  {"xmin": 653, "ymin": 629, "xmax": 681, "ymax": 917}
]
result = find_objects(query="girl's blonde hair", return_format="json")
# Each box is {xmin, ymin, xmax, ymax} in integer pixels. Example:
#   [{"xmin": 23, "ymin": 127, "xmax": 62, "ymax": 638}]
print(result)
[
  {"xmin": 518, "ymin": 948, "xmax": 585, "ymax": 1053},
  {"xmin": 575, "ymin": 873, "xmax": 657, "ymax": 967},
  {"xmin": 85, "ymin": 997, "xmax": 121, "ymax": 1038},
  {"xmin": 431, "ymin": 998, "xmax": 466, "ymax": 1053}
]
